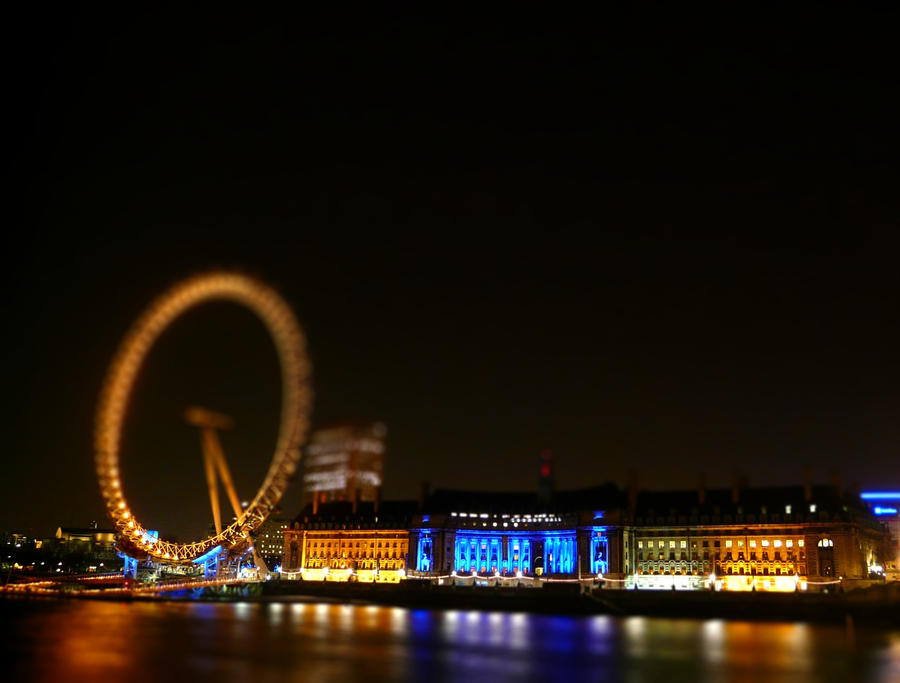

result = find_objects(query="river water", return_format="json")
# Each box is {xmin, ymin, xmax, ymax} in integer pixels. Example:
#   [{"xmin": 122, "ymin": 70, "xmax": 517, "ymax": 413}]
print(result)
[{"xmin": 4, "ymin": 598, "xmax": 899, "ymax": 682}]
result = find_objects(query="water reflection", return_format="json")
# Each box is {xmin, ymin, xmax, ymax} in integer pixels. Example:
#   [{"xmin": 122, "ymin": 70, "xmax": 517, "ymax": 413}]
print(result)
[{"xmin": 5, "ymin": 598, "xmax": 899, "ymax": 682}]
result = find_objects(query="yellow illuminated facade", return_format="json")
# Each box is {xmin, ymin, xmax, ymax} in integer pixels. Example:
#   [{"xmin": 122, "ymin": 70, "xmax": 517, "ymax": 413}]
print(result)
[
  {"xmin": 281, "ymin": 501, "xmax": 415, "ymax": 583},
  {"xmin": 624, "ymin": 485, "xmax": 890, "ymax": 592},
  {"xmin": 284, "ymin": 529, "xmax": 408, "ymax": 583},
  {"xmin": 630, "ymin": 529, "xmax": 811, "ymax": 592}
]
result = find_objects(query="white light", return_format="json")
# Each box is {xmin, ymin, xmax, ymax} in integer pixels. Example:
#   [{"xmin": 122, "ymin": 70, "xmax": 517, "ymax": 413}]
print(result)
[{"xmin": 809, "ymin": 504, "xmax": 817, "ymax": 513}]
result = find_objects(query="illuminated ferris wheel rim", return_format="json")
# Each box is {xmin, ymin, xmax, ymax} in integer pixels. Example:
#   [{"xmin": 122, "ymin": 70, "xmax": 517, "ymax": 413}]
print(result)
[{"xmin": 94, "ymin": 271, "xmax": 312, "ymax": 563}]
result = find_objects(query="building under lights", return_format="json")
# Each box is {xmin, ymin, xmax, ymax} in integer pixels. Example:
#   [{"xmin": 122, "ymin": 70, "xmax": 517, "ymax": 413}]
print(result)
[
  {"xmin": 253, "ymin": 516, "xmax": 289, "ymax": 569},
  {"xmin": 408, "ymin": 485, "xmax": 625, "ymax": 579},
  {"xmin": 859, "ymin": 491, "xmax": 900, "ymax": 581},
  {"xmin": 281, "ymin": 501, "xmax": 416, "ymax": 583},
  {"xmin": 626, "ymin": 484, "xmax": 889, "ymax": 591},
  {"xmin": 300, "ymin": 421, "xmax": 386, "ymax": 508},
  {"xmin": 405, "ymin": 482, "xmax": 891, "ymax": 592}
]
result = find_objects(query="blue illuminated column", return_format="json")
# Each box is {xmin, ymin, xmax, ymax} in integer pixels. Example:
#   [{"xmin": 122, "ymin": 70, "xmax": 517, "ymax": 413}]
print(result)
[
  {"xmin": 546, "ymin": 537, "xmax": 556, "ymax": 574},
  {"xmin": 490, "ymin": 538, "xmax": 500, "ymax": 573},
  {"xmin": 590, "ymin": 529, "xmax": 608, "ymax": 575},
  {"xmin": 119, "ymin": 552, "xmax": 138, "ymax": 579},
  {"xmin": 501, "ymin": 535, "xmax": 509, "ymax": 574},
  {"xmin": 417, "ymin": 533, "xmax": 433, "ymax": 572}
]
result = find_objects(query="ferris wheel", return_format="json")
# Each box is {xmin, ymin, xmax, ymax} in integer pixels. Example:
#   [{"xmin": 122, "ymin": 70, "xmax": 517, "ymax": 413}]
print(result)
[{"xmin": 94, "ymin": 271, "xmax": 312, "ymax": 563}]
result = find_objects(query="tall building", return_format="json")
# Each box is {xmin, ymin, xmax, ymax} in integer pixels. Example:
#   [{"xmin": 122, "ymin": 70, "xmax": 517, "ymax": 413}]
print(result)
[
  {"xmin": 300, "ymin": 421, "xmax": 386, "ymax": 507},
  {"xmin": 253, "ymin": 516, "xmax": 290, "ymax": 569}
]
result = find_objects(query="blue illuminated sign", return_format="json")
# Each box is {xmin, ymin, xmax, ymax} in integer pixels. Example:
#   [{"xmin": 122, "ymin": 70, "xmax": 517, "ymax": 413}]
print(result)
[
  {"xmin": 874, "ymin": 507, "xmax": 898, "ymax": 515},
  {"xmin": 861, "ymin": 492, "xmax": 900, "ymax": 500}
]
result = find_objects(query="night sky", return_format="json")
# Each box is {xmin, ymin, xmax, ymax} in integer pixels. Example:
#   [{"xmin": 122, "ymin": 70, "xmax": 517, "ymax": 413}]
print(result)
[{"xmin": 4, "ymin": 8, "xmax": 899, "ymax": 540}]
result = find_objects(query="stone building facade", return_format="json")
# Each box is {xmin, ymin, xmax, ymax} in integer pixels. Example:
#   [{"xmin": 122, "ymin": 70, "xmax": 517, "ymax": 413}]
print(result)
[{"xmin": 282, "ymin": 501, "xmax": 416, "ymax": 583}]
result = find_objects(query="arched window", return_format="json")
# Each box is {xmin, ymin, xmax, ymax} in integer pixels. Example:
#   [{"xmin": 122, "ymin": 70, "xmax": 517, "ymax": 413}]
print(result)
[{"xmin": 817, "ymin": 539, "xmax": 835, "ymax": 576}]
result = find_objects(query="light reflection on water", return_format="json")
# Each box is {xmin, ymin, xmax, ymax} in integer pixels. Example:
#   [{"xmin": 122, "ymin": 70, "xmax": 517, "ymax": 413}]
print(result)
[{"xmin": 5, "ymin": 598, "xmax": 899, "ymax": 683}]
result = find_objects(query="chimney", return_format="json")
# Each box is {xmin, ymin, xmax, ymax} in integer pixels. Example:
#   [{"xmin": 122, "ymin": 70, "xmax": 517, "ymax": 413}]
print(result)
[
  {"xmin": 352, "ymin": 486, "xmax": 359, "ymax": 514},
  {"xmin": 731, "ymin": 473, "xmax": 746, "ymax": 505},
  {"xmin": 830, "ymin": 470, "xmax": 842, "ymax": 495},
  {"xmin": 627, "ymin": 469, "xmax": 638, "ymax": 513},
  {"xmin": 698, "ymin": 473, "xmax": 707, "ymax": 505},
  {"xmin": 803, "ymin": 467, "xmax": 813, "ymax": 502},
  {"xmin": 312, "ymin": 491, "xmax": 320, "ymax": 515},
  {"xmin": 537, "ymin": 449, "xmax": 555, "ymax": 506},
  {"xmin": 418, "ymin": 481, "xmax": 430, "ymax": 511}
]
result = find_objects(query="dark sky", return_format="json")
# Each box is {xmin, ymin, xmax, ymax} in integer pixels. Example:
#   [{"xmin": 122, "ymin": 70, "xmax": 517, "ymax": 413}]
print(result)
[{"xmin": 4, "ymin": 7, "xmax": 899, "ymax": 540}]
